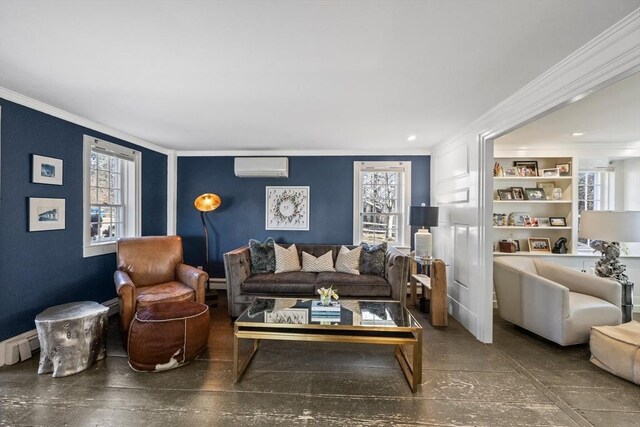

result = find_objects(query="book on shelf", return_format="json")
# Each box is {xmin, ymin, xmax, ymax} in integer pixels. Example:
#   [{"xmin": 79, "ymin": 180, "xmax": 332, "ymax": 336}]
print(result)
[{"xmin": 311, "ymin": 315, "xmax": 341, "ymax": 323}]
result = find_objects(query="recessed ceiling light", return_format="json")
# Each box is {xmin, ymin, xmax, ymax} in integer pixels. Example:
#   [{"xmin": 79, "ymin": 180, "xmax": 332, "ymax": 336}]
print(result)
[
  {"xmin": 572, "ymin": 132, "xmax": 585, "ymax": 136},
  {"xmin": 407, "ymin": 135, "xmax": 417, "ymax": 141}
]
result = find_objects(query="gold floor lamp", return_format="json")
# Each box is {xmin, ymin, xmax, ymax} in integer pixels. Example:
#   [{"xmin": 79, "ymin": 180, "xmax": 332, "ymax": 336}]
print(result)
[{"xmin": 194, "ymin": 193, "xmax": 222, "ymax": 303}]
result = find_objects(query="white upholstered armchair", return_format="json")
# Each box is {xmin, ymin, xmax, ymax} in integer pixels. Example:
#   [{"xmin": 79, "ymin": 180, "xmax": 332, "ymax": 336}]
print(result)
[{"xmin": 493, "ymin": 257, "xmax": 622, "ymax": 346}]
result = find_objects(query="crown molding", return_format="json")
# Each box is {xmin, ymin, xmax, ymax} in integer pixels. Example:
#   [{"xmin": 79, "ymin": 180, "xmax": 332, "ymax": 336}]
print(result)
[
  {"xmin": 175, "ymin": 148, "xmax": 431, "ymax": 157},
  {"xmin": 0, "ymin": 87, "xmax": 169, "ymax": 155}
]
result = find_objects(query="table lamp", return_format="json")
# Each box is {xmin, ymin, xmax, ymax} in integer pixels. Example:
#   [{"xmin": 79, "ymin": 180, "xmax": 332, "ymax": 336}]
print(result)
[
  {"xmin": 409, "ymin": 205, "xmax": 439, "ymax": 260},
  {"xmin": 194, "ymin": 193, "xmax": 221, "ymax": 300},
  {"xmin": 579, "ymin": 210, "xmax": 640, "ymax": 322}
]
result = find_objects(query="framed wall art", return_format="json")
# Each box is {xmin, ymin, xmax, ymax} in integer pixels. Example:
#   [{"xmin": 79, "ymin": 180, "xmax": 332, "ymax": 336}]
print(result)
[
  {"xmin": 29, "ymin": 197, "xmax": 65, "ymax": 231},
  {"xmin": 266, "ymin": 186, "xmax": 309, "ymax": 230},
  {"xmin": 32, "ymin": 154, "xmax": 63, "ymax": 185}
]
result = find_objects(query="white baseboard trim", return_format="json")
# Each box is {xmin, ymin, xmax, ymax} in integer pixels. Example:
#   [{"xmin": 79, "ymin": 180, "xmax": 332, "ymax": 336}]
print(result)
[
  {"xmin": 209, "ymin": 278, "xmax": 226, "ymax": 290},
  {"xmin": 0, "ymin": 297, "xmax": 121, "ymax": 368}
]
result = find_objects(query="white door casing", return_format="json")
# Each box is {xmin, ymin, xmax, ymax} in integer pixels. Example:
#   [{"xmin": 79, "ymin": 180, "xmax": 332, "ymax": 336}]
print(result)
[{"xmin": 431, "ymin": 9, "xmax": 640, "ymax": 343}]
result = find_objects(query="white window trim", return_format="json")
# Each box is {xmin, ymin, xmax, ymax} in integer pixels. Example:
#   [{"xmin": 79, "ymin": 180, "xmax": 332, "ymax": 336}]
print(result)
[
  {"xmin": 82, "ymin": 135, "xmax": 141, "ymax": 257},
  {"xmin": 352, "ymin": 161, "xmax": 412, "ymax": 246}
]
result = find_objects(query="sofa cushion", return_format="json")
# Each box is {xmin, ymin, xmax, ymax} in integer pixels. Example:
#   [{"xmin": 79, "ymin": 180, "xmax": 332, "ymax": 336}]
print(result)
[
  {"xmin": 335, "ymin": 246, "xmax": 361, "ymax": 275},
  {"xmin": 564, "ymin": 292, "xmax": 622, "ymax": 345},
  {"xmin": 359, "ymin": 242, "xmax": 387, "ymax": 276},
  {"xmin": 242, "ymin": 272, "xmax": 316, "ymax": 295},
  {"xmin": 315, "ymin": 272, "xmax": 391, "ymax": 297},
  {"xmin": 274, "ymin": 243, "xmax": 301, "ymax": 273},
  {"xmin": 302, "ymin": 250, "xmax": 335, "ymax": 272},
  {"xmin": 248, "ymin": 237, "xmax": 275, "ymax": 274}
]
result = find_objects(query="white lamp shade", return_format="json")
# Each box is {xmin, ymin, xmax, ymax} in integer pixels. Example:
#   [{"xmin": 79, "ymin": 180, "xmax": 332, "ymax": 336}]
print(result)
[{"xmin": 579, "ymin": 210, "xmax": 640, "ymax": 242}]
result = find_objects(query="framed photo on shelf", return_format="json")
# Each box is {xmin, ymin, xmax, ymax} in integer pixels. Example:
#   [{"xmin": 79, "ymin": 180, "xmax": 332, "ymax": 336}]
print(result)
[
  {"xmin": 556, "ymin": 163, "xmax": 571, "ymax": 176},
  {"xmin": 511, "ymin": 187, "xmax": 525, "ymax": 200},
  {"xmin": 538, "ymin": 217, "xmax": 550, "ymax": 227},
  {"xmin": 508, "ymin": 212, "xmax": 530, "ymax": 226},
  {"xmin": 528, "ymin": 237, "xmax": 551, "ymax": 252},
  {"xmin": 524, "ymin": 188, "xmax": 545, "ymax": 200},
  {"xmin": 493, "ymin": 213, "xmax": 507, "ymax": 226},
  {"xmin": 32, "ymin": 154, "xmax": 63, "ymax": 185},
  {"xmin": 513, "ymin": 160, "xmax": 538, "ymax": 177},
  {"xmin": 266, "ymin": 186, "xmax": 309, "ymax": 230},
  {"xmin": 29, "ymin": 197, "xmax": 66, "ymax": 231},
  {"xmin": 536, "ymin": 181, "xmax": 555, "ymax": 199},
  {"xmin": 503, "ymin": 167, "xmax": 518, "ymax": 177},
  {"xmin": 540, "ymin": 167, "xmax": 560, "ymax": 177},
  {"xmin": 497, "ymin": 189, "xmax": 513, "ymax": 200},
  {"xmin": 549, "ymin": 217, "xmax": 567, "ymax": 227}
]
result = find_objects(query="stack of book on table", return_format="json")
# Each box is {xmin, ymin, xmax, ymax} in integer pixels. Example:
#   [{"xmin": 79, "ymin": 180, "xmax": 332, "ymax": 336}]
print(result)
[{"xmin": 311, "ymin": 301, "xmax": 341, "ymax": 323}]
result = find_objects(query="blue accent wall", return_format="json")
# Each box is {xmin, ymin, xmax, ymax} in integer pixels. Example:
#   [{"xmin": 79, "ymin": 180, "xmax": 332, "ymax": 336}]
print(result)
[
  {"xmin": 177, "ymin": 156, "xmax": 430, "ymax": 278},
  {"xmin": 0, "ymin": 99, "xmax": 167, "ymax": 341}
]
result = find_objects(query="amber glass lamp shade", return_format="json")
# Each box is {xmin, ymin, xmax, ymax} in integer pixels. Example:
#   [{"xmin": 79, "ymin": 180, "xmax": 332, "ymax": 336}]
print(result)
[{"xmin": 194, "ymin": 193, "xmax": 221, "ymax": 212}]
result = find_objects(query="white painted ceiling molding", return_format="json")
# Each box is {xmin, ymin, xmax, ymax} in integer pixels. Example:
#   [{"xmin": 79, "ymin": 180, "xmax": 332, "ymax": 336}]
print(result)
[
  {"xmin": 0, "ymin": 87, "xmax": 169, "ymax": 155},
  {"xmin": 175, "ymin": 149, "xmax": 431, "ymax": 157}
]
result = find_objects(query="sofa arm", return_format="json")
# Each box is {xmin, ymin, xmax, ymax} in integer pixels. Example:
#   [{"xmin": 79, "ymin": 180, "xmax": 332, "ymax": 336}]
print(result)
[
  {"xmin": 534, "ymin": 259, "xmax": 621, "ymax": 308},
  {"xmin": 176, "ymin": 264, "xmax": 208, "ymax": 304},
  {"xmin": 223, "ymin": 246, "xmax": 252, "ymax": 316},
  {"xmin": 114, "ymin": 270, "xmax": 136, "ymax": 335},
  {"xmin": 385, "ymin": 247, "xmax": 409, "ymax": 305}
]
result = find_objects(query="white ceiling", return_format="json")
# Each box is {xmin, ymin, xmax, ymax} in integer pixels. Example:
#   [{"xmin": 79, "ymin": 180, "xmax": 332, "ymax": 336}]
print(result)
[
  {"xmin": 497, "ymin": 72, "xmax": 640, "ymax": 146},
  {"xmin": 1, "ymin": 1, "xmax": 638, "ymax": 153}
]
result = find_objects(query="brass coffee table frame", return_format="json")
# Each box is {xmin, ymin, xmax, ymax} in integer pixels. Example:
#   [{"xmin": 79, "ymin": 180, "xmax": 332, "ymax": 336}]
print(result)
[{"xmin": 233, "ymin": 302, "xmax": 423, "ymax": 392}]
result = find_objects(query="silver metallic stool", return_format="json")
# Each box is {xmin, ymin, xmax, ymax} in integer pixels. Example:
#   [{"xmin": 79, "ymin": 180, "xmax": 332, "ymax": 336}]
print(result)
[{"xmin": 35, "ymin": 301, "xmax": 108, "ymax": 377}]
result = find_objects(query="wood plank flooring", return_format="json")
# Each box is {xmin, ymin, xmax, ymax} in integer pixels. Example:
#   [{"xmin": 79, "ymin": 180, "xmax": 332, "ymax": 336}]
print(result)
[{"xmin": 1, "ymin": 294, "xmax": 638, "ymax": 426}]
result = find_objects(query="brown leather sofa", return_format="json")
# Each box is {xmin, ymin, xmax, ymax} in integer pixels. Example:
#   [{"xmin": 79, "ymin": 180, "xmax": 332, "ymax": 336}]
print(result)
[
  {"xmin": 114, "ymin": 236, "xmax": 209, "ymax": 338},
  {"xmin": 223, "ymin": 244, "xmax": 409, "ymax": 318}
]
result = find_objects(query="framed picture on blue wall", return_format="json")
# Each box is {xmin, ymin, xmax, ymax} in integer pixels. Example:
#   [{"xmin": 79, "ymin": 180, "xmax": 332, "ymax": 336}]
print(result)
[
  {"xmin": 266, "ymin": 186, "xmax": 309, "ymax": 230},
  {"xmin": 32, "ymin": 154, "xmax": 63, "ymax": 185},
  {"xmin": 29, "ymin": 197, "xmax": 66, "ymax": 231}
]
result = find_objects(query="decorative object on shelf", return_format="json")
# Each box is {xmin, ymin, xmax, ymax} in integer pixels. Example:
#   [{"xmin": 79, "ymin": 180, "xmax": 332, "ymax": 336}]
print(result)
[
  {"xmin": 528, "ymin": 237, "xmax": 551, "ymax": 252},
  {"xmin": 556, "ymin": 162, "xmax": 571, "ymax": 176},
  {"xmin": 497, "ymin": 189, "xmax": 513, "ymax": 200},
  {"xmin": 32, "ymin": 154, "xmax": 63, "ymax": 185},
  {"xmin": 528, "ymin": 217, "xmax": 539, "ymax": 227},
  {"xmin": 552, "ymin": 188, "xmax": 563, "ymax": 200},
  {"xmin": 549, "ymin": 216, "xmax": 566, "ymax": 227},
  {"xmin": 552, "ymin": 237, "xmax": 568, "ymax": 254},
  {"xmin": 266, "ymin": 186, "xmax": 309, "ymax": 230},
  {"xmin": 513, "ymin": 160, "xmax": 538, "ymax": 177},
  {"xmin": 541, "ymin": 167, "xmax": 560, "ymax": 177},
  {"xmin": 503, "ymin": 167, "xmax": 517, "ymax": 177},
  {"xmin": 194, "ymin": 193, "xmax": 222, "ymax": 303},
  {"xmin": 409, "ymin": 204, "xmax": 439, "ymax": 260},
  {"xmin": 493, "ymin": 213, "xmax": 507, "ymax": 226},
  {"xmin": 536, "ymin": 181, "xmax": 556, "ymax": 199},
  {"xmin": 317, "ymin": 286, "xmax": 339, "ymax": 307},
  {"xmin": 498, "ymin": 241, "xmax": 517, "ymax": 253},
  {"xmin": 493, "ymin": 162, "xmax": 503, "ymax": 177},
  {"xmin": 511, "ymin": 187, "xmax": 525, "ymax": 200},
  {"xmin": 579, "ymin": 210, "xmax": 640, "ymax": 322},
  {"xmin": 29, "ymin": 197, "xmax": 65, "ymax": 231},
  {"xmin": 538, "ymin": 217, "xmax": 550, "ymax": 227},
  {"xmin": 508, "ymin": 212, "xmax": 530, "ymax": 226},
  {"xmin": 524, "ymin": 188, "xmax": 545, "ymax": 200}
]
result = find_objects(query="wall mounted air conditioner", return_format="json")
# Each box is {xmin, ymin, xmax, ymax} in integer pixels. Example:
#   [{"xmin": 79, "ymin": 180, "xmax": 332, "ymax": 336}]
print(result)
[{"xmin": 234, "ymin": 157, "xmax": 289, "ymax": 178}]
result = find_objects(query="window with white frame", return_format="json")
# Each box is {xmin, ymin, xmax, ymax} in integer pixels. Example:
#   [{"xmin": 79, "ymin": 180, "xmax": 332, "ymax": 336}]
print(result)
[
  {"xmin": 83, "ymin": 135, "xmax": 141, "ymax": 257},
  {"xmin": 577, "ymin": 169, "xmax": 615, "ymax": 251},
  {"xmin": 353, "ymin": 161, "xmax": 411, "ymax": 246}
]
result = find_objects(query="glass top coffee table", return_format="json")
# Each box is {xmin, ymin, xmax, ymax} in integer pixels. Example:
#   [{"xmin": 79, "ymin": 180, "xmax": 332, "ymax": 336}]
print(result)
[{"xmin": 234, "ymin": 298, "xmax": 423, "ymax": 392}]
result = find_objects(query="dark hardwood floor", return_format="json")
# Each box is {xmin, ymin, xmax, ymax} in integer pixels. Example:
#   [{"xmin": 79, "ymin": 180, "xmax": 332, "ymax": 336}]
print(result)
[{"xmin": 1, "ymin": 294, "xmax": 638, "ymax": 426}]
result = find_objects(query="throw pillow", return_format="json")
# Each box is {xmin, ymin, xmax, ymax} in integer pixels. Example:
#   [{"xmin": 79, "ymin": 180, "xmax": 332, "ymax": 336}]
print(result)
[
  {"xmin": 359, "ymin": 242, "xmax": 387, "ymax": 276},
  {"xmin": 274, "ymin": 243, "xmax": 301, "ymax": 273},
  {"xmin": 301, "ymin": 250, "xmax": 336, "ymax": 272},
  {"xmin": 335, "ymin": 246, "xmax": 361, "ymax": 275},
  {"xmin": 248, "ymin": 237, "xmax": 276, "ymax": 274}
]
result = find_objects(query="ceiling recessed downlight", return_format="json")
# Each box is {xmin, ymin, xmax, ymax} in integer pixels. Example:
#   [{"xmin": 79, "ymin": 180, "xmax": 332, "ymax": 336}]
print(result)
[
  {"xmin": 407, "ymin": 135, "xmax": 417, "ymax": 141},
  {"xmin": 572, "ymin": 132, "xmax": 585, "ymax": 136}
]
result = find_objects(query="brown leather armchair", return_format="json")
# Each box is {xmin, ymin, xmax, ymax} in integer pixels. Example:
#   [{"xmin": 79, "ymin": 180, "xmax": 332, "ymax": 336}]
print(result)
[{"xmin": 114, "ymin": 236, "xmax": 208, "ymax": 338}]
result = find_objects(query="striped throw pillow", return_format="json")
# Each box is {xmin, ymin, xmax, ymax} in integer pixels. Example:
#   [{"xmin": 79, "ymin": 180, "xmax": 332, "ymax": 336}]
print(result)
[
  {"xmin": 301, "ymin": 250, "xmax": 336, "ymax": 272},
  {"xmin": 274, "ymin": 243, "xmax": 301, "ymax": 273},
  {"xmin": 335, "ymin": 246, "xmax": 361, "ymax": 275}
]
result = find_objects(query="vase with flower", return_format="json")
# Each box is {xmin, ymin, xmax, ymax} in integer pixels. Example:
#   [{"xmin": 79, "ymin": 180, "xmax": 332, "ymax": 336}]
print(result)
[{"xmin": 317, "ymin": 286, "xmax": 339, "ymax": 307}]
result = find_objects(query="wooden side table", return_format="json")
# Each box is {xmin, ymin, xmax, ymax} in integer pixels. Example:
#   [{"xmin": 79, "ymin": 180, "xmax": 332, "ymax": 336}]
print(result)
[{"xmin": 409, "ymin": 257, "xmax": 448, "ymax": 327}]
